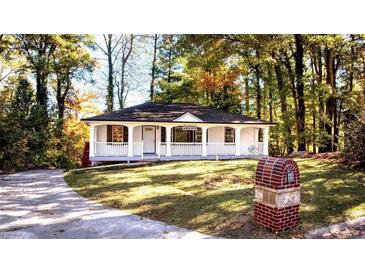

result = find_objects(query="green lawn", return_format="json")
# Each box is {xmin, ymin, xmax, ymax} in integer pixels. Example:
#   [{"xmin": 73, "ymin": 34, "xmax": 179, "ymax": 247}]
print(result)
[{"xmin": 65, "ymin": 159, "xmax": 365, "ymax": 238}]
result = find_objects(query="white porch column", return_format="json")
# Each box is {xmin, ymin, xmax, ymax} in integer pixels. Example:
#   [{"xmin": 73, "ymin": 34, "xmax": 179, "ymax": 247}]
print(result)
[
  {"xmin": 201, "ymin": 126, "xmax": 208, "ymax": 156},
  {"xmin": 128, "ymin": 125, "xmax": 134, "ymax": 157},
  {"xmin": 235, "ymin": 127, "xmax": 241, "ymax": 156},
  {"xmin": 89, "ymin": 125, "xmax": 95, "ymax": 157},
  {"xmin": 254, "ymin": 128, "xmax": 259, "ymax": 143},
  {"xmin": 263, "ymin": 127, "xmax": 269, "ymax": 156},
  {"xmin": 166, "ymin": 126, "xmax": 172, "ymax": 157}
]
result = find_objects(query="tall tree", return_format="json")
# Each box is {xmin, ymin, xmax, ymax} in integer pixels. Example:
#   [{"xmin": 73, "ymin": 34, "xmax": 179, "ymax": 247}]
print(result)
[
  {"xmin": 114, "ymin": 35, "xmax": 135, "ymax": 109},
  {"xmin": 272, "ymin": 50, "xmax": 294, "ymax": 154},
  {"xmin": 96, "ymin": 34, "xmax": 123, "ymax": 112},
  {"xmin": 16, "ymin": 35, "xmax": 58, "ymax": 113},
  {"xmin": 52, "ymin": 35, "xmax": 95, "ymax": 131},
  {"xmin": 294, "ymin": 34, "xmax": 306, "ymax": 151},
  {"xmin": 150, "ymin": 34, "xmax": 159, "ymax": 101}
]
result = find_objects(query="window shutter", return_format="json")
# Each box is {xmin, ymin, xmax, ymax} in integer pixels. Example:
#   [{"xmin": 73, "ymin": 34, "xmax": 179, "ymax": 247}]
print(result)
[
  {"xmin": 107, "ymin": 125, "xmax": 112, "ymax": 142},
  {"xmin": 161, "ymin": 127, "xmax": 166, "ymax": 142},
  {"xmin": 123, "ymin": 126, "xmax": 129, "ymax": 142}
]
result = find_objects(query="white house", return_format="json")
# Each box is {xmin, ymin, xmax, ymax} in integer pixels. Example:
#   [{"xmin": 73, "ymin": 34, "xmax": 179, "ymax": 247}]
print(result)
[{"xmin": 83, "ymin": 102, "xmax": 275, "ymax": 164}]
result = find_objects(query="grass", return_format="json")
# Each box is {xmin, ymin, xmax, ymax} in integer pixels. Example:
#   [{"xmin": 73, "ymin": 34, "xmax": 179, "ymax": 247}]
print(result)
[{"xmin": 65, "ymin": 159, "xmax": 365, "ymax": 238}]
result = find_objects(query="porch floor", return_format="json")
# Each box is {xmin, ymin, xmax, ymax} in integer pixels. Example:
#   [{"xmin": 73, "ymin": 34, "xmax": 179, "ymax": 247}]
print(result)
[{"xmin": 91, "ymin": 154, "xmax": 263, "ymax": 163}]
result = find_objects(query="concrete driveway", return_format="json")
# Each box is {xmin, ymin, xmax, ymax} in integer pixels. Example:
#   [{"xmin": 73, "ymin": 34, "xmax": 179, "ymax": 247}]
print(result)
[{"xmin": 0, "ymin": 169, "xmax": 211, "ymax": 239}]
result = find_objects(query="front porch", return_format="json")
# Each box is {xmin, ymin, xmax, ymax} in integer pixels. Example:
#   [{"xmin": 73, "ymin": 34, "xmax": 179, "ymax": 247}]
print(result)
[{"xmin": 89, "ymin": 123, "xmax": 269, "ymax": 163}]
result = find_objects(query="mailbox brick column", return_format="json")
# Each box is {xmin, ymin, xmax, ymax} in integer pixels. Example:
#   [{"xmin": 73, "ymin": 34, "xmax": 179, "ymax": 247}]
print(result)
[{"xmin": 254, "ymin": 157, "xmax": 301, "ymax": 232}]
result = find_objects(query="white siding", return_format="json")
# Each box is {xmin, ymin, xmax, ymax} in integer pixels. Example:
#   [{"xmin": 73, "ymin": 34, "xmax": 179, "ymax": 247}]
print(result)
[
  {"xmin": 156, "ymin": 126, "xmax": 161, "ymax": 142},
  {"xmin": 240, "ymin": 127, "xmax": 261, "ymax": 155},
  {"xmin": 240, "ymin": 127, "xmax": 256, "ymax": 143},
  {"xmin": 208, "ymin": 127, "xmax": 224, "ymax": 142},
  {"xmin": 96, "ymin": 125, "xmax": 107, "ymax": 142},
  {"xmin": 133, "ymin": 126, "xmax": 142, "ymax": 142}
]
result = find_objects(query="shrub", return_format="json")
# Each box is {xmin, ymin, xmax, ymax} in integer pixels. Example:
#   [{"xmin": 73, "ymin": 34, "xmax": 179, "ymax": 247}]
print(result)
[{"xmin": 343, "ymin": 107, "xmax": 365, "ymax": 163}]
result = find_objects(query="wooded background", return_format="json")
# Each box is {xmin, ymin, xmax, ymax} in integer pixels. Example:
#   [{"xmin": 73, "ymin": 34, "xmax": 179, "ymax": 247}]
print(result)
[{"xmin": 1, "ymin": 34, "xmax": 364, "ymax": 170}]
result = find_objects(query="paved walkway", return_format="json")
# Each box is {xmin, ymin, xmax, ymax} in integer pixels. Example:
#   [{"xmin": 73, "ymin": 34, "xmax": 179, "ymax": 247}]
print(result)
[
  {"xmin": 306, "ymin": 217, "xmax": 365, "ymax": 239},
  {"xmin": 0, "ymin": 169, "xmax": 212, "ymax": 239}
]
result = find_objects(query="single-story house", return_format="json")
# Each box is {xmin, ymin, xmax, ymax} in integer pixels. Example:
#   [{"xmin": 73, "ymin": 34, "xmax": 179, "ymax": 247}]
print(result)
[{"xmin": 82, "ymin": 102, "xmax": 276, "ymax": 164}]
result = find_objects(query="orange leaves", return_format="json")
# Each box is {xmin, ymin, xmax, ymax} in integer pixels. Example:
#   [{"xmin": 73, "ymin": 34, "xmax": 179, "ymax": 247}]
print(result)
[
  {"xmin": 199, "ymin": 71, "xmax": 219, "ymax": 91},
  {"xmin": 197, "ymin": 65, "xmax": 242, "ymax": 95}
]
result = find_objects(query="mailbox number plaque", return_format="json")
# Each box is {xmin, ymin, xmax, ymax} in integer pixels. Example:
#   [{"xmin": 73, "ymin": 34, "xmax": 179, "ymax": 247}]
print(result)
[{"xmin": 287, "ymin": 170, "xmax": 295, "ymax": 183}]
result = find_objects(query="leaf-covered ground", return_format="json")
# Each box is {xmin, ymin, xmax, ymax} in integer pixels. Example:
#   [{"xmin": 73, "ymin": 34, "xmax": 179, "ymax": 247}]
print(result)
[{"xmin": 65, "ymin": 159, "xmax": 365, "ymax": 238}]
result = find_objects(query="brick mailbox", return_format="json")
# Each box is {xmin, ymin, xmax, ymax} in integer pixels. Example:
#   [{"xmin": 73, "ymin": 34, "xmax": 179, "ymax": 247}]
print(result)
[{"xmin": 254, "ymin": 157, "xmax": 300, "ymax": 232}]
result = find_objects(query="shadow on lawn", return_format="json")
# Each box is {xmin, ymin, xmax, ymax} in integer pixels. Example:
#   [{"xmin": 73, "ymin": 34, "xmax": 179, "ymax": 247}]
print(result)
[
  {"xmin": 67, "ymin": 160, "xmax": 365, "ymax": 238},
  {"xmin": 299, "ymin": 164, "xmax": 365, "ymax": 230}
]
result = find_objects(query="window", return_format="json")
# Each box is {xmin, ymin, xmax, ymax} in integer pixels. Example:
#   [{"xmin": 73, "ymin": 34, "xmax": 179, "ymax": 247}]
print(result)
[
  {"xmin": 173, "ymin": 127, "xmax": 192, "ymax": 142},
  {"xmin": 112, "ymin": 126, "xmax": 124, "ymax": 142},
  {"xmin": 225, "ymin": 127, "xmax": 235, "ymax": 143},
  {"xmin": 258, "ymin": 128, "xmax": 263, "ymax": 142},
  {"xmin": 195, "ymin": 128, "xmax": 202, "ymax": 142},
  {"xmin": 107, "ymin": 125, "xmax": 128, "ymax": 142},
  {"xmin": 170, "ymin": 127, "xmax": 204, "ymax": 143}
]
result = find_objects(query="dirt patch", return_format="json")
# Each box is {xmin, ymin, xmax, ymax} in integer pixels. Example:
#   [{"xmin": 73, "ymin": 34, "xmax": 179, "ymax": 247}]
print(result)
[
  {"xmin": 304, "ymin": 152, "xmax": 365, "ymax": 170},
  {"xmin": 204, "ymin": 175, "xmax": 254, "ymax": 189}
]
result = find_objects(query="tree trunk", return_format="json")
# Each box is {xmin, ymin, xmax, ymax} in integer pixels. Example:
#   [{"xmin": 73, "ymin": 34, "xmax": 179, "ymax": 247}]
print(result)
[
  {"xmin": 274, "ymin": 56, "xmax": 294, "ymax": 154},
  {"xmin": 332, "ymin": 55, "xmax": 340, "ymax": 151},
  {"xmin": 294, "ymin": 34, "xmax": 306, "ymax": 152},
  {"xmin": 56, "ymin": 97, "xmax": 65, "ymax": 135},
  {"xmin": 106, "ymin": 35, "xmax": 114, "ymax": 112},
  {"xmin": 324, "ymin": 47, "xmax": 336, "ymax": 152},
  {"xmin": 55, "ymin": 73, "xmax": 71, "ymax": 133},
  {"xmin": 35, "ymin": 72, "xmax": 48, "ymax": 107},
  {"xmin": 268, "ymin": 68, "xmax": 274, "ymax": 122},
  {"xmin": 119, "ymin": 60, "xmax": 126, "ymax": 109},
  {"xmin": 312, "ymin": 46, "xmax": 327, "ymax": 153},
  {"xmin": 344, "ymin": 35, "xmax": 356, "ymax": 149},
  {"xmin": 244, "ymin": 76, "xmax": 250, "ymax": 115},
  {"xmin": 333, "ymin": 95, "xmax": 339, "ymax": 151},
  {"xmin": 167, "ymin": 46, "xmax": 173, "ymax": 84},
  {"xmin": 310, "ymin": 58, "xmax": 317, "ymax": 153},
  {"xmin": 150, "ymin": 34, "xmax": 158, "ymax": 101},
  {"xmin": 283, "ymin": 51, "xmax": 300, "ymax": 149},
  {"xmin": 255, "ymin": 65, "xmax": 261, "ymax": 119}
]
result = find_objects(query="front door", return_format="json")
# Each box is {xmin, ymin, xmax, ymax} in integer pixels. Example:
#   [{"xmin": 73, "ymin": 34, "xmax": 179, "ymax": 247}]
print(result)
[{"xmin": 142, "ymin": 126, "xmax": 156, "ymax": 153}]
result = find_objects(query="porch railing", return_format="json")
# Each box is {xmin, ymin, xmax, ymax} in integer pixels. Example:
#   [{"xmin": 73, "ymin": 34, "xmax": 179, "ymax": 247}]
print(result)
[
  {"xmin": 207, "ymin": 142, "xmax": 236, "ymax": 156},
  {"xmin": 93, "ymin": 141, "xmax": 264, "ymax": 157},
  {"xmin": 133, "ymin": 142, "xmax": 143, "ymax": 156},
  {"xmin": 94, "ymin": 142, "xmax": 143, "ymax": 156},
  {"xmin": 95, "ymin": 142, "xmax": 128, "ymax": 156},
  {"xmin": 240, "ymin": 142, "xmax": 264, "ymax": 155},
  {"xmin": 159, "ymin": 142, "xmax": 167, "ymax": 156},
  {"xmin": 171, "ymin": 142, "xmax": 202, "ymax": 156}
]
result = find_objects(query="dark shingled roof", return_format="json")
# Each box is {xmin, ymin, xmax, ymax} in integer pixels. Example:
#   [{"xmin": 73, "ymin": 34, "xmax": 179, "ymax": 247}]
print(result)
[{"xmin": 82, "ymin": 102, "xmax": 275, "ymax": 125}]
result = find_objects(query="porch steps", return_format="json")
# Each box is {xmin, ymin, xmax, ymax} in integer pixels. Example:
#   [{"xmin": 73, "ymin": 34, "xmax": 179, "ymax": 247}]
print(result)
[{"xmin": 81, "ymin": 142, "xmax": 91, "ymax": 167}]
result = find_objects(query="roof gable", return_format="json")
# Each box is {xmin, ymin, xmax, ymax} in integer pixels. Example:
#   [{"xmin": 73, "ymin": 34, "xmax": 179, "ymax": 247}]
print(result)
[{"xmin": 173, "ymin": 112, "xmax": 203, "ymax": 122}]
